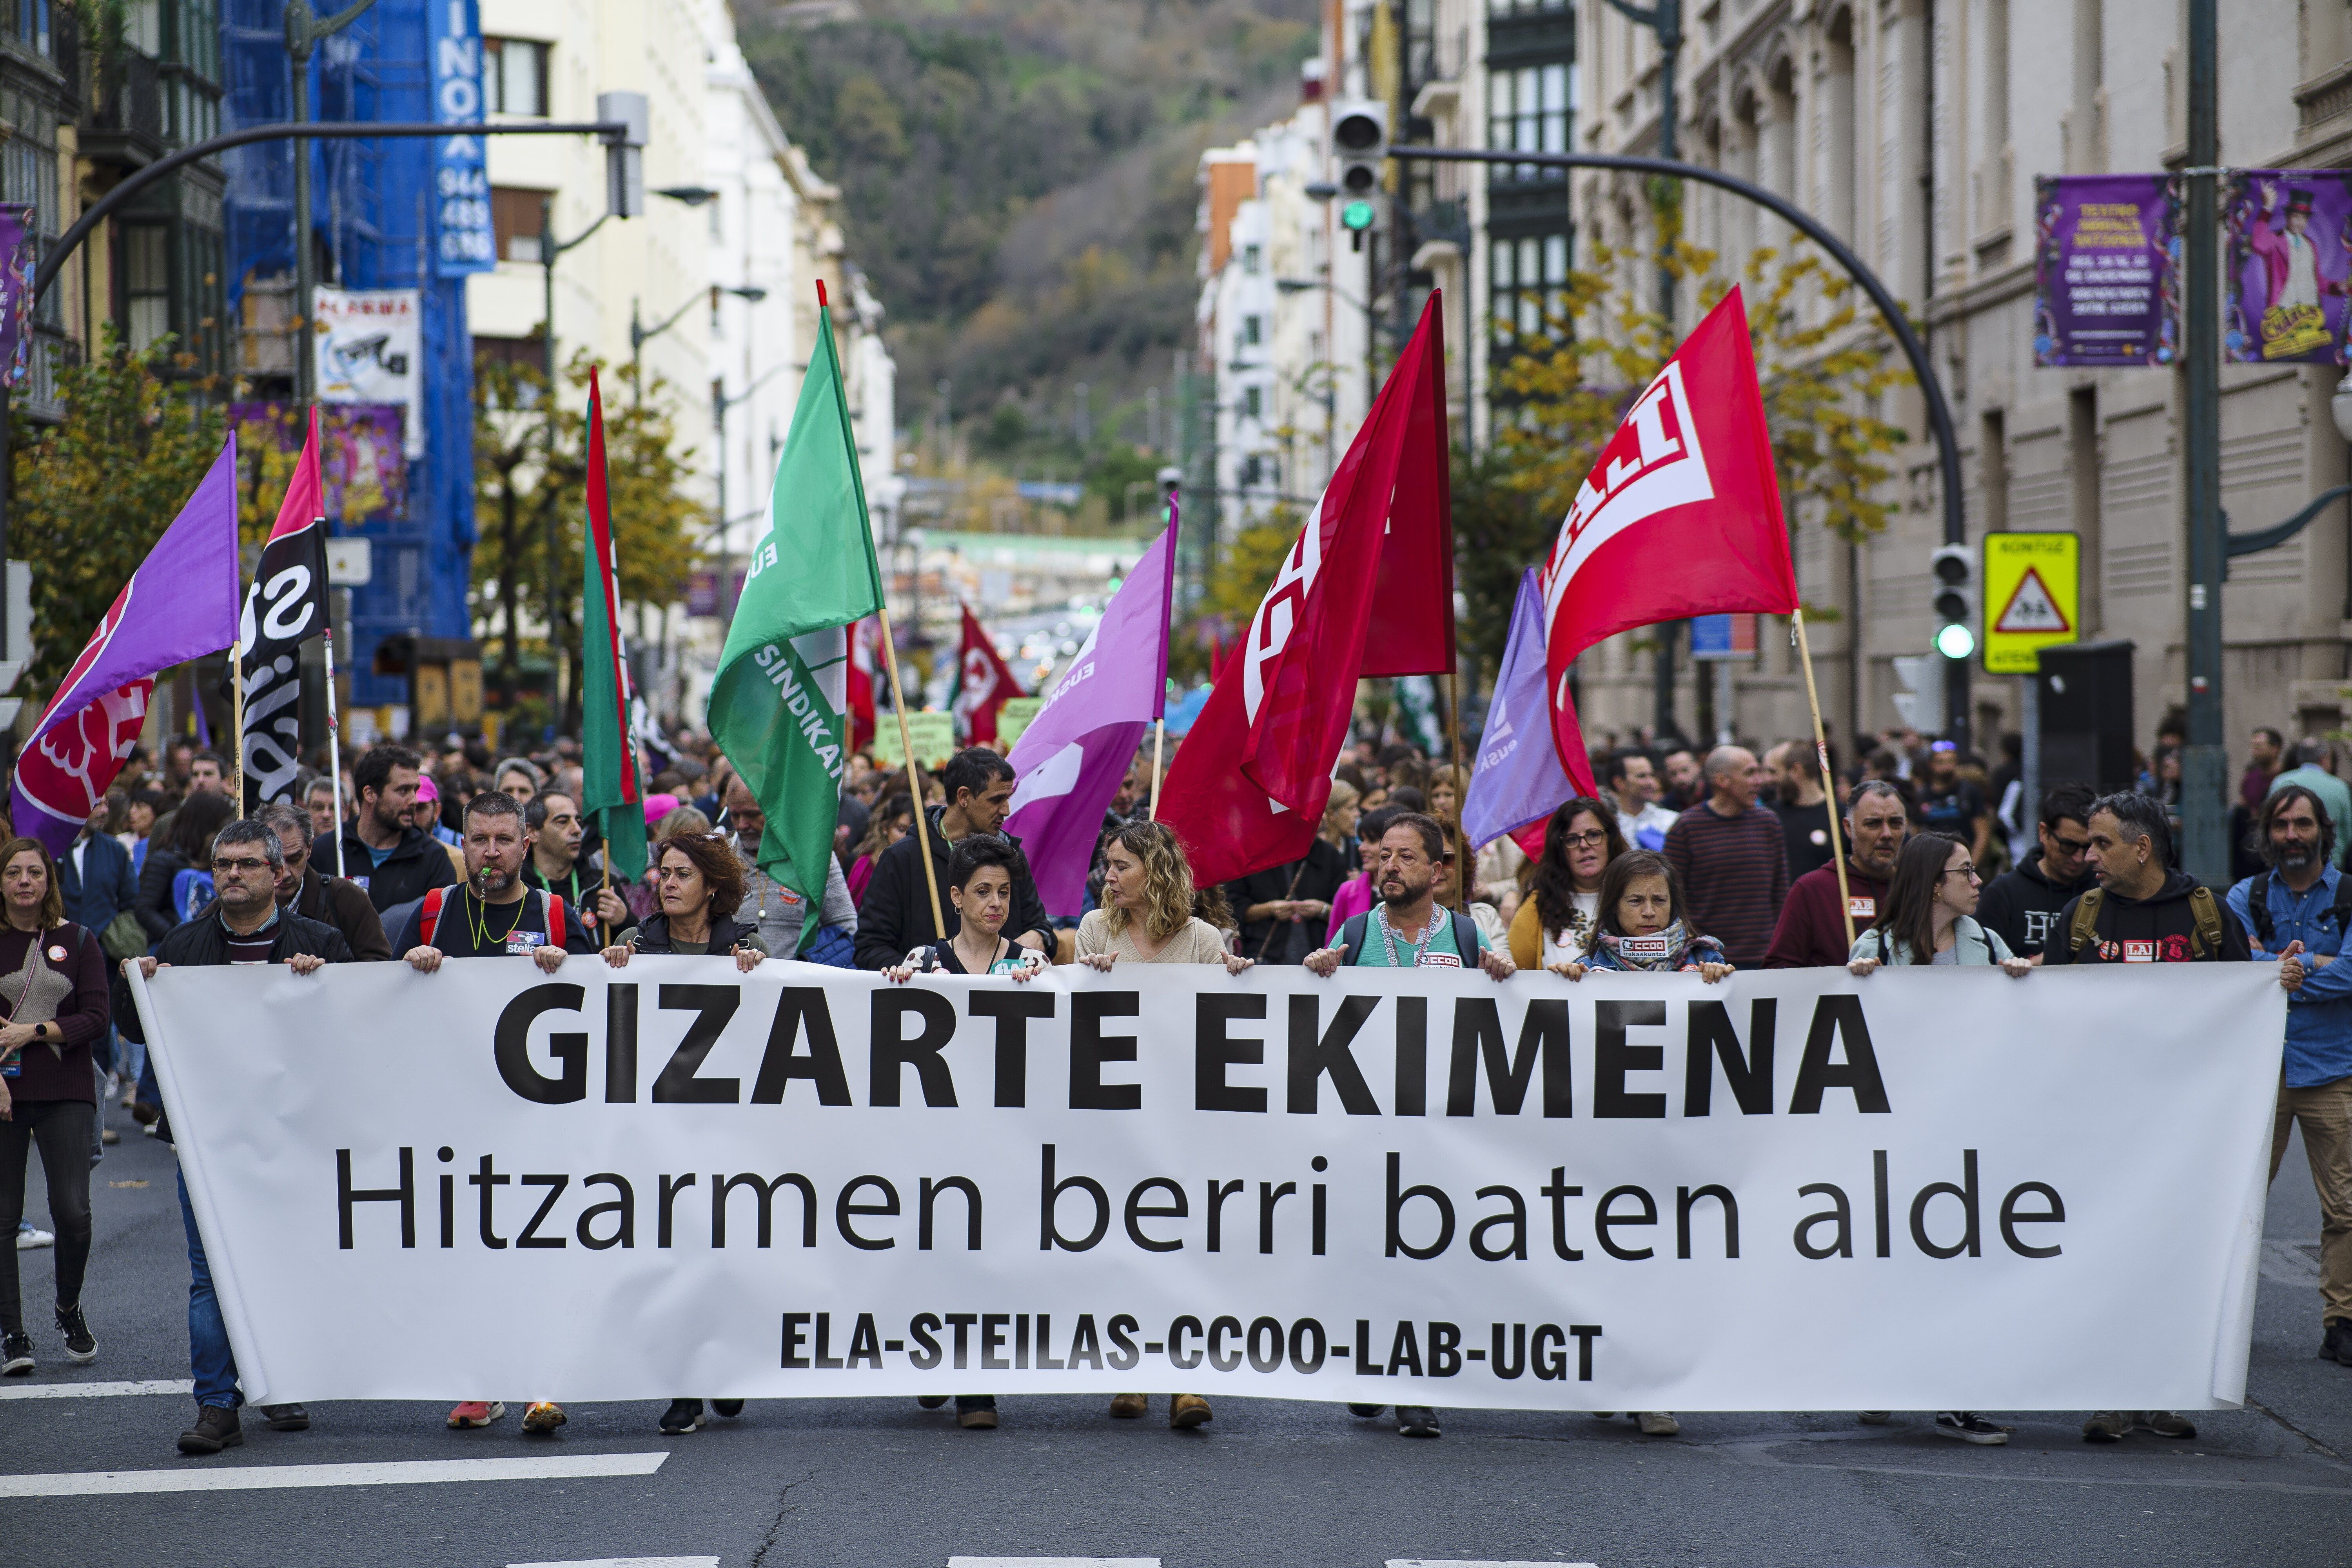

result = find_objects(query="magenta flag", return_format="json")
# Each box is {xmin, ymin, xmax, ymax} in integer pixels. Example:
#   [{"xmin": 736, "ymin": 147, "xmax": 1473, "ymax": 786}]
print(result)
[
  {"xmin": 1004, "ymin": 520, "xmax": 1177, "ymax": 915},
  {"xmin": 12, "ymin": 437, "xmax": 242, "ymax": 855}
]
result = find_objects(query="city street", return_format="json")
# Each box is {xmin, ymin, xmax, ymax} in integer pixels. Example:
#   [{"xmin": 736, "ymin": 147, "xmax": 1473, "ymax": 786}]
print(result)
[{"xmin": 4, "ymin": 1096, "xmax": 2347, "ymax": 1568}]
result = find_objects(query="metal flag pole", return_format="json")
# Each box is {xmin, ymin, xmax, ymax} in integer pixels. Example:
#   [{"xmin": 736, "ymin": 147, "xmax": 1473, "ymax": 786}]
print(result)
[
  {"xmin": 1147, "ymin": 485, "xmax": 1180, "ymax": 820},
  {"xmin": 1791, "ymin": 610, "xmax": 1855, "ymax": 948},
  {"xmin": 320, "ymin": 584, "xmax": 347, "ymax": 879}
]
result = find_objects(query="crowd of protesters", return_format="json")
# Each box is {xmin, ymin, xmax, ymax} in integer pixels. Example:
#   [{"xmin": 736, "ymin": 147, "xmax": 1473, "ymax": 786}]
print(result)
[{"xmin": 1, "ymin": 706, "xmax": 2345, "ymax": 1459}]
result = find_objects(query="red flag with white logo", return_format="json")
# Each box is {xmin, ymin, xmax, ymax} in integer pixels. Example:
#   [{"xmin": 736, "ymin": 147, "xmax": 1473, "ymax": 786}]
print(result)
[
  {"xmin": 846, "ymin": 613, "xmax": 879, "ymax": 753},
  {"xmin": 1160, "ymin": 294, "xmax": 1450, "ymax": 887},
  {"xmin": 1539, "ymin": 287, "xmax": 1798, "ymax": 773},
  {"xmin": 954, "ymin": 604, "xmax": 1022, "ymax": 749}
]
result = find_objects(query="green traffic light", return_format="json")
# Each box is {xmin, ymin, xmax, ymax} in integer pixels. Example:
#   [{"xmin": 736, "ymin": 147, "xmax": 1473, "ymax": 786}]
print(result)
[
  {"xmin": 1934, "ymin": 622, "xmax": 1976, "ymax": 661},
  {"xmin": 1341, "ymin": 200, "xmax": 1376, "ymax": 232}
]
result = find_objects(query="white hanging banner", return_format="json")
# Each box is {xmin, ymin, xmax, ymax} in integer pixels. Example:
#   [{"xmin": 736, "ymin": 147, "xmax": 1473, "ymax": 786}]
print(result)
[
  {"xmin": 312, "ymin": 286, "xmax": 424, "ymax": 459},
  {"xmin": 136, "ymin": 961, "xmax": 2281, "ymax": 1411}
]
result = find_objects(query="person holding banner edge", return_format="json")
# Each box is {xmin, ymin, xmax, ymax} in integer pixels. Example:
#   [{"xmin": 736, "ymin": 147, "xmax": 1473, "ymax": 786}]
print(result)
[
  {"xmin": 855, "ymin": 748, "xmax": 1051, "ymax": 972},
  {"xmin": 117, "ymin": 817, "xmax": 349, "ymax": 1454},
  {"xmin": 1308, "ymin": 811, "xmax": 1513, "ymax": 1440}
]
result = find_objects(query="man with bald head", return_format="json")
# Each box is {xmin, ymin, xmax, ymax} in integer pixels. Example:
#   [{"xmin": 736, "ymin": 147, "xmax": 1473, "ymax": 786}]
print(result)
[{"xmin": 1661, "ymin": 744, "xmax": 1789, "ymax": 967}]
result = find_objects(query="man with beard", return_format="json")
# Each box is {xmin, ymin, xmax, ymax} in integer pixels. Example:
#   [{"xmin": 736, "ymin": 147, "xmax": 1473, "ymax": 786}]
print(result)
[
  {"xmin": 393, "ymin": 789, "xmax": 592, "ymax": 1437},
  {"xmin": 1976, "ymin": 782, "xmax": 2098, "ymax": 962},
  {"xmin": 2229, "ymin": 784, "xmax": 2352, "ymax": 1372},
  {"xmin": 1764, "ymin": 779, "xmax": 1907, "ymax": 968},
  {"xmin": 313, "ymin": 744, "xmax": 458, "ymax": 912},
  {"xmin": 1304, "ymin": 811, "xmax": 1511, "ymax": 1442}
]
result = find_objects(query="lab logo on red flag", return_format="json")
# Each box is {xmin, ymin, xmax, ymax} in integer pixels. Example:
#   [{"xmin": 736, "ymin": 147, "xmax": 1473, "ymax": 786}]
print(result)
[{"xmin": 1537, "ymin": 287, "xmax": 1797, "ymax": 775}]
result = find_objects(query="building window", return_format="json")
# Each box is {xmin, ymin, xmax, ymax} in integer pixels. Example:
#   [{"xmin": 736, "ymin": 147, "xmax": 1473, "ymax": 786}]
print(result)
[
  {"xmin": 1488, "ymin": 62, "xmax": 1569, "ymax": 177},
  {"xmin": 3, "ymin": 0, "xmax": 51, "ymax": 55},
  {"xmin": 1241, "ymin": 242, "xmax": 1262, "ymax": 274},
  {"xmin": 1487, "ymin": 0, "xmax": 1568, "ymax": 12},
  {"xmin": 1492, "ymin": 231, "xmax": 1569, "ymax": 346},
  {"xmin": 1241, "ymin": 314, "xmax": 1262, "ymax": 347},
  {"xmin": 491, "ymin": 187, "xmax": 548, "ymax": 264},
  {"xmin": 483, "ymin": 38, "xmax": 549, "ymax": 118},
  {"xmin": 1241, "ymin": 454, "xmax": 1263, "ymax": 487},
  {"xmin": 123, "ymin": 223, "xmax": 170, "ymax": 353},
  {"xmin": 1243, "ymin": 386, "xmax": 1263, "ymax": 419}
]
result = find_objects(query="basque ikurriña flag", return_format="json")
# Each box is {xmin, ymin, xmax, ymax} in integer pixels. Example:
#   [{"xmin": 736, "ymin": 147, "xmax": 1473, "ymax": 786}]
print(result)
[
  {"xmin": 236, "ymin": 407, "xmax": 328, "ymax": 810},
  {"xmin": 1539, "ymin": 287, "xmax": 1798, "ymax": 778},
  {"xmin": 580, "ymin": 369, "xmax": 646, "ymax": 886},
  {"xmin": 12, "ymin": 440, "xmax": 242, "ymax": 857}
]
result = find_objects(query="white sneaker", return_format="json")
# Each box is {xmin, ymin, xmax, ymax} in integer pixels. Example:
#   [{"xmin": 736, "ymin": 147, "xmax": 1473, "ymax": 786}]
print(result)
[
  {"xmin": 1634, "ymin": 1411, "xmax": 1680, "ymax": 1436},
  {"xmin": 1934, "ymin": 1411, "xmax": 2011, "ymax": 1445},
  {"xmin": 15, "ymin": 1226, "xmax": 53, "ymax": 1251}
]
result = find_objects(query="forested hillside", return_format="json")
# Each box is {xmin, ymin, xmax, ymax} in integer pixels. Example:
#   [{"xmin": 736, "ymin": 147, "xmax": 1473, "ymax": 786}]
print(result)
[{"xmin": 736, "ymin": 0, "xmax": 1317, "ymax": 459}]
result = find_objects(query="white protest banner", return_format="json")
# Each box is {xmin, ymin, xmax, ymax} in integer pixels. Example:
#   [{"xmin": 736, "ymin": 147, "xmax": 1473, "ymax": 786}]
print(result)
[{"xmin": 136, "ymin": 960, "xmax": 2281, "ymax": 1412}]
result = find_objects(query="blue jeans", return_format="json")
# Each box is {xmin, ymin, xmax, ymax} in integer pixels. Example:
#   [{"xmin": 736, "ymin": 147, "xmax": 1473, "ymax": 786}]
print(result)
[{"xmin": 178, "ymin": 1170, "xmax": 239, "ymax": 1409}]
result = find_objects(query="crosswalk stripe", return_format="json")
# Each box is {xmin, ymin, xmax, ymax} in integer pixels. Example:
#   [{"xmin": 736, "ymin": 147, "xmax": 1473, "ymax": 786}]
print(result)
[
  {"xmin": 1387, "ymin": 1561, "xmax": 1599, "ymax": 1567},
  {"xmin": 508, "ymin": 1559, "xmax": 721, "ymax": 1567},
  {"xmin": 0, "ymin": 1451, "xmax": 669, "ymax": 1498},
  {"xmin": 0, "ymin": 1379, "xmax": 192, "ymax": 1401},
  {"xmin": 946, "ymin": 1559, "xmax": 1161, "ymax": 1567}
]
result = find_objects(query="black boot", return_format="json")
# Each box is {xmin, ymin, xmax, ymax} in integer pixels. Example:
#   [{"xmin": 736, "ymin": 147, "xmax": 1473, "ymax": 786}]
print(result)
[
  {"xmin": 2322, "ymin": 1318, "xmax": 2352, "ymax": 1366},
  {"xmin": 177, "ymin": 1405, "xmax": 243, "ymax": 1455},
  {"xmin": 260, "ymin": 1404, "xmax": 309, "ymax": 1431}
]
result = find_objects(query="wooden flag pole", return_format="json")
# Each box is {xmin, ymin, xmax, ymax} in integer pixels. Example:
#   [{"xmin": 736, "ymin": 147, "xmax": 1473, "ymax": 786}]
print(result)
[
  {"xmin": 229, "ymin": 641, "xmax": 246, "ymax": 808},
  {"xmin": 1445, "ymin": 666, "xmax": 1468, "ymax": 912},
  {"xmin": 1147, "ymin": 718, "xmax": 1165, "ymax": 819},
  {"xmin": 1791, "ymin": 609, "xmax": 1856, "ymax": 949},
  {"xmin": 874, "ymin": 602, "xmax": 947, "ymax": 943}
]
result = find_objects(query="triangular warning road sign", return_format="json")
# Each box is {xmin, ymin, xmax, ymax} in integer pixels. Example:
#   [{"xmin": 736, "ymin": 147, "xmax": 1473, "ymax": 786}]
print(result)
[{"xmin": 1994, "ymin": 566, "xmax": 2072, "ymax": 635}]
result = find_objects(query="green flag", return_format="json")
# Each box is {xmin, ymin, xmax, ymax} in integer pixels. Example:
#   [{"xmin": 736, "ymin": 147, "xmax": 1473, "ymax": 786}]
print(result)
[
  {"xmin": 580, "ymin": 369, "xmax": 646, "ymax": 887},
  {"xmin": 706, "ymin": 298, "xmax": 882, "ymax": 948}
]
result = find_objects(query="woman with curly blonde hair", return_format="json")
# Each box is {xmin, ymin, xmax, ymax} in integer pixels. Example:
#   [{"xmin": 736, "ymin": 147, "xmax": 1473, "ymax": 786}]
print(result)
[{"xmin": 1074, "ymin": 818, "xmax": 1249, "ymax": 1432}]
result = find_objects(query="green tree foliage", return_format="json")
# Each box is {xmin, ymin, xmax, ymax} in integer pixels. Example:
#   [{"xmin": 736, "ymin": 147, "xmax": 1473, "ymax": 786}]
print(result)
[
  {"xmin": 470, "ymin": 353, "xmax": 704, "ymax": 728},
  {"xmin": 740, "ymin": 0, "xmax": 1316, "ymax": 417},
  {"xmin": 12, "ymin": 331, "xmax": 226, "ymax": 690}
]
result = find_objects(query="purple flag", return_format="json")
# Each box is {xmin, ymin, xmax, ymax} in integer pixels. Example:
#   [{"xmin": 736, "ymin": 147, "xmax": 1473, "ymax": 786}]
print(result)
[
  {"xmin": 1005, "ymin": 521, "xmax": 1178, "ymax": 915},
  {"xmin": 1461, "ymin": 569, "xmax": 1573, "ymax": 850},
  {"xmin": 12, "ymin": 438, "xmax": 242, "ymax": 855}
]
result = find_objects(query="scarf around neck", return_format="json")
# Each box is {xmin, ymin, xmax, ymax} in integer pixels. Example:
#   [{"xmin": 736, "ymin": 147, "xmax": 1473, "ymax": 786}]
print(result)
[{"xmin": 1596, "ymin": 920, "xmax": 1694, "ymax": 972}]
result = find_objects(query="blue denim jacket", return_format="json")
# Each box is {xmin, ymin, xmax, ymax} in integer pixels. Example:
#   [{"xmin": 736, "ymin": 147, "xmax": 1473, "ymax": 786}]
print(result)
[{"xmin": 2227, "ymin": 866, "xmax": 2352, "ymax": 1087}]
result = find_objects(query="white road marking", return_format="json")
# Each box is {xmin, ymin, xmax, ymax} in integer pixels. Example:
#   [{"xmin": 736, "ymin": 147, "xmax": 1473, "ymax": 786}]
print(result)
[
  {"xmin": 508, "ymin": 1559, "xmax": 720, "ymax": 1567},
  {"xmin": 0, "ymin": 1379, "xmax": 191, "ymax": 1401},
  {"xmin": 946, "ymin": 1560, "xmax": 1162, "ymax": 1567},
  {"xmin": 1388, "ymin": 1562, "xmax": 1599, "ymax": 1567},
  {"xmin": 0, "ymin": 1451, "xmax": 669, "ymax": 1498}
]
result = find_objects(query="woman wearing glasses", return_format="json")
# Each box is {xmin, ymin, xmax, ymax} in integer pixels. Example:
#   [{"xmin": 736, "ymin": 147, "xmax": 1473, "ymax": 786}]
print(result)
[
  {"xmin": 1507, "ymin": 797, "xmax": 1629, "ymax": 973},
  {"xmin": 1845, "ymin": 833, "xmax": 2034, "ymax": 976},
  {"xmin": 1844, "ymin": 830, "xmax": 2027, "ymax": 1446},
  {"xmin": 602, "ymin": 831, "xmax": 764, "ymax": 1436}
]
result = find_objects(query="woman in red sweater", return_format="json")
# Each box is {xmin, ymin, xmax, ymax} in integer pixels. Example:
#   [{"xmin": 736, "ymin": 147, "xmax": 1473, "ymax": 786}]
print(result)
[{"xmin": 0, "ymin": 836, "xmax": 113, "ymax": 1377}]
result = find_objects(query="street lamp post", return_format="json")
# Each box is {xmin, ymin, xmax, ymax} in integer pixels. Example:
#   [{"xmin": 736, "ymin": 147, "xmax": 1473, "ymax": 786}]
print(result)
[
  {"xmin": 711, "ymin": 356, "xmax": 794, "ymax": 624},
  {"xmin": 1391, "ymin": 143, "xmax": 1973, "ymax": 752},
  {"xmin": 284, "ymin": 0, "xmax": 380, "ymax": 412},
  {"xmin": 631, "ymin": 283, "xmax": 766, "ymax": 405}
]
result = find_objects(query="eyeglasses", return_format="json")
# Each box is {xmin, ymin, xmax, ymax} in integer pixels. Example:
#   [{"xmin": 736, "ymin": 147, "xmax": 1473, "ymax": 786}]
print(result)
[
  {"xmin": 1559, "ymin": 829, "xmax": 1610, "ymax": 849},
  {"xmin": 211, "ymin": 857, "xmax": 272, "ymax": 875},
  {"xmin": 2051, "ymin": 836, "xmax": 2091, "ymax": 855},
  {"xmin": 1939, "ymin": 864, "xmax": 1979, "ymax": 882}
]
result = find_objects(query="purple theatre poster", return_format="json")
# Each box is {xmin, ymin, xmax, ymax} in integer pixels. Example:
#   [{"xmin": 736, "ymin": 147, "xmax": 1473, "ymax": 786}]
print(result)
[
  {"xmin": 2227, "ymin": 171, "xmax": 2352, "ymax": 363},
  {"xmin": 2033, "ymin": 175, "xmax": 2178, "ymax": 367},
  {"xmin": 0, "ymin": 203, "xmax": 33, "ymax": 387},
  {"xmin": 230, "ymin": 401, "xmax": 408, "ymax": 522}
]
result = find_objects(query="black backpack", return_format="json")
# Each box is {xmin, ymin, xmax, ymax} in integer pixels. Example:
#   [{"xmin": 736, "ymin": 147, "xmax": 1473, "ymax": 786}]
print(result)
[
  {"xmin": 1335, "ymin": 909, "xmax": 1481, "ymax": 967},
  {"xmin": 2242, "ymin": 870, "xmax": 2352, "ymax": 950}
]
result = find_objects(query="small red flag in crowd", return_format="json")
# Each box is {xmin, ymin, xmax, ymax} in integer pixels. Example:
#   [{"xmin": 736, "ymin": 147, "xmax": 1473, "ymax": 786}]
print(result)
[{"xmin": 954, "ymin": 604, "xmax": 1022, "ymax": 748}]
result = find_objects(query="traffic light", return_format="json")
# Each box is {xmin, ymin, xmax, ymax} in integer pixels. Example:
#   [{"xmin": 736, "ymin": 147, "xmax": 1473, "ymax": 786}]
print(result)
[
  {"xmin": 1331, "ymin": 99, "xmax": 1387, "ymax": 249},
  {"xmin": 1930, "ymin": 543, "xmax": 1976, "ymax": 661}
]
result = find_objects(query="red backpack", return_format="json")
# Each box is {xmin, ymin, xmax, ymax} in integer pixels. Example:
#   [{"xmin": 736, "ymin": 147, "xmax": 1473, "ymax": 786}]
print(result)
[{"xmin": 418, "ymin": 886, "xmax": 564, "ymax": 949}]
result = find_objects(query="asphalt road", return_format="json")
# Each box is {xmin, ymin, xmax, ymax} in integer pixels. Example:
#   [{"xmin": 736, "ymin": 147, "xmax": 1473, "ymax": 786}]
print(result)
[{"xmin": 4, "ymin": 1096, "xmax": 2348, "ymax": 1568}]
